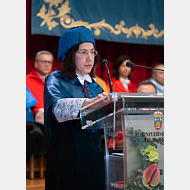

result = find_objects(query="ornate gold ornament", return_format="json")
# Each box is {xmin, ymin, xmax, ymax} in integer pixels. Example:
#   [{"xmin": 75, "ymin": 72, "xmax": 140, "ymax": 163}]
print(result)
[{"xmin": 37, "ymin": 0, "xmax": 164, "ymax": 39}]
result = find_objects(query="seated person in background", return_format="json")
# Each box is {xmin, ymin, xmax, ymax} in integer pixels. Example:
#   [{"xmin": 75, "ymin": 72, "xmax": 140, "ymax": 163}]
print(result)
[
  {"xmin": 108, "ymin": 80, "xmax": 157, "ymax": 150},
  {"xmin": 107, "ymin": 55, "xmax": 136, "ymax": 93},
  {"xmin": 26, "ymin": 86, "xmax": 49, "ymax": 163},
  {"xmin": 148, "ymin": 63, "xmax": 164, "ymax": 94},
  {"xmin": 136, "ymin": 80, "xmax": 157, "ymax": 93},
  {"xmin": 26, "ymin": 50, "xmax": 53, "ymax": 125}
]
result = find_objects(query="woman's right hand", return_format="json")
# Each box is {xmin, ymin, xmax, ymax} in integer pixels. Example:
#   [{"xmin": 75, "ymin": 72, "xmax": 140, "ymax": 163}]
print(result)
[{"xmin": 82, "ymin": 92, "xmax": 110, "ymax": 108}]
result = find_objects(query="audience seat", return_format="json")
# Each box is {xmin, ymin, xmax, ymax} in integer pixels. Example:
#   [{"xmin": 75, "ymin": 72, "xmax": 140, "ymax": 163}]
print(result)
[{"xmin": 28, "ymin": 154, "xmax": 45, "ymax": 179}]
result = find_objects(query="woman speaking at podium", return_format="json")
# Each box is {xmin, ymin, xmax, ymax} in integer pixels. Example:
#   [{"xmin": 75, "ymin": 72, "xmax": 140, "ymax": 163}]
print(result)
[{"xmin": 43, "ymin": 26, "xmax": 108, "ymax": 190}]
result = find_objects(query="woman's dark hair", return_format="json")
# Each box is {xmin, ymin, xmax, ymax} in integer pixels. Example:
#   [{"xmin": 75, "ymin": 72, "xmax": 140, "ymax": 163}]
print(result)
[
  {"xmin": 112, "ymin": 55, "xmax": 133, "ymax": 80},
  {"xmin": 60, "ymin": 44, "xmax": 100, "ymax": 80}
]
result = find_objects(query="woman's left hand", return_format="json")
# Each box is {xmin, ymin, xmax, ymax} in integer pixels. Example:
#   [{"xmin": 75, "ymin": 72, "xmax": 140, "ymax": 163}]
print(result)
[{"xmin": 82, "ymin": 92, "xmax": 110, "ymax": 108}]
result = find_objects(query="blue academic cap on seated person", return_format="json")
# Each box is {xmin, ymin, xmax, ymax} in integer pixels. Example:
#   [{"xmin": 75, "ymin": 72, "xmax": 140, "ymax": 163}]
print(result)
[{"xmin": 57, "ymin": 26, "xmax": 96, "ymax": 62}]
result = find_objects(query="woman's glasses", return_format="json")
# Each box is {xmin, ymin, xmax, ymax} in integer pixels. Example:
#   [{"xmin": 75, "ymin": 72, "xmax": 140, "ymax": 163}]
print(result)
[{"xmin": 76, "ymin": 50, "xmax": 98, "ymax": 58}]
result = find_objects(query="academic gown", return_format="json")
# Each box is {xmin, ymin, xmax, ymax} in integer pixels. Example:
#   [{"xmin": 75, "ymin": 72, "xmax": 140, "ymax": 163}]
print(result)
[
  {"xmin": 26, "ymin": 86, "xmax": 49, "ymax": 162},
  {"xmin": 26, "ymin": 71, "xmax": 45, "ymax": 117},
  {"xmin": 106, "ymin": 77, "xmax": 137, "ymax": 93},
  {"xmin": 44, "ymin": 70, "xmax": 104, "ymax": 190}
]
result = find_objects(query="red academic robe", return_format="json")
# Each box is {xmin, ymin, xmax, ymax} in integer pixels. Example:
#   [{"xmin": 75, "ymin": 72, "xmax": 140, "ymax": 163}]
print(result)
[
  {"xmin": 106, "ymin": 77, "xmax": 137, "ymax": 93},
  {"xmin": 26, "ymin": 71, "xmax": 45, "ymax": 117}
]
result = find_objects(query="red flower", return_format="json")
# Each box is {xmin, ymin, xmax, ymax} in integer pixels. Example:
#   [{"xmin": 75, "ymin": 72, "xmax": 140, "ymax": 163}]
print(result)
[{"xmin": 142, "ymin": 163, "xmax": 160, "ymax": 187}]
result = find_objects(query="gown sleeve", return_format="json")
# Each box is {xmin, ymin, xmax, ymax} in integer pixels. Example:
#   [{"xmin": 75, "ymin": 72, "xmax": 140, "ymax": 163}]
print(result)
[{"xmin": 52, "ymin": 98, "xmax": 86, "ymax": 123}]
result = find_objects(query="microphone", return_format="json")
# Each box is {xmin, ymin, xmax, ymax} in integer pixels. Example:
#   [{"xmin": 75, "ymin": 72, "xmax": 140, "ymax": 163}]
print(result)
[
  {"xmin": 102, "ymin": 59, "xmax": 114, "ymax": 93},
  {"xmin": 126, "ymin": 61, "xmax": 164, "ymax": 71}
]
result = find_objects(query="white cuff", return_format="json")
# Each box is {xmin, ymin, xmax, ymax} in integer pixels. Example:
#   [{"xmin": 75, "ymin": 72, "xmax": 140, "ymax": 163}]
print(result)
[{"xmin": 53, "ymin": 98, "xmax": 86, "ymax": 123}]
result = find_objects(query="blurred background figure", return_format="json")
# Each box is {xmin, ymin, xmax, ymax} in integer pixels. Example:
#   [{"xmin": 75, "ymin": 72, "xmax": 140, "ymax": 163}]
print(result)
[
  {"xmin": 107, "ymin": 55, "xmax": 136, "ymax": 93},
  {"xmin": 136, "ymin": 80, "xmax": 157, "ymax": 93},
  {"xmin": 95, "ymin": 75, "xmax": 109, "ymax": 94},
  {"xmin": 26, "ymin": 86, "xmax": 49, "ymax": 163},
  {"xmin": 148, "ymin": 63, "xmax": 164, "ymax": 94},
  {"xmin": 26, "ymin": 50, "xmax": 53, "ymax": 125}
]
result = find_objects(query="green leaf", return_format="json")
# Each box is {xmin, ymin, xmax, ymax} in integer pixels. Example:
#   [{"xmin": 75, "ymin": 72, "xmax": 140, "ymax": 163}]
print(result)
[
  {"xmin": 153, "ymin": 159, "xmax": 159, "ymax": 165},
  {"xmin": 152, "ymin": 186, "xmax": 158, "ymax": 190},
  {"xmin": 156, "ymin": 139, "xmax": 160, "ymax": 143},
  {"xmin": 160, "ymin": 169, "xmax": 163, "ymax": 175},
  {"xmin": 135, "ymin": 169, "xmax": 143, "ymax": 173},
  {"xmin": 140, "ymin": 147, "xmax": 144, "ymax": 152},
  {"xmin": 140, "ymin": 136, "xmax": 145, "ymax": 142},
  {"xmin": 135, "ymin": 175, "xmax": 142, "ymax": 179},
  {"xmin": 143, "ymin": 141, "xmax": 148, "ymax": 147},
  {"xmin": 144, "ymin": 160, "xmax": 149, "ymax": 169},
  {"xmin": 141, "ymin": 152, "xmax": 145, "ymax": 156},
  {"xmin": 123, "ymin": 184, "xmax": 128, "ymax": 189}
]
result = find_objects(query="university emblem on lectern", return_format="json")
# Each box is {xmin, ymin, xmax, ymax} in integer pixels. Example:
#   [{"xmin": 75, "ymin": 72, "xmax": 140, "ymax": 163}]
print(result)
[{"xmin": 154, "ymin": 111, "xmax": 163, "ymax": 130}]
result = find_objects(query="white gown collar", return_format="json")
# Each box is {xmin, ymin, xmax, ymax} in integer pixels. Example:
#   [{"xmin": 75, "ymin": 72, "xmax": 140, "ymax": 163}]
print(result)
[{"xmin": 76, "ymin": 73, "xmax": 92, "ymax": 85}]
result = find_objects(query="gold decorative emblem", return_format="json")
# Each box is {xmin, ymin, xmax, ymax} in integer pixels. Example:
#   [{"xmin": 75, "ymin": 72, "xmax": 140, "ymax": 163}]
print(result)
[{"xmin": 37, "ymin": 0, "xmax": 164, "ymax": 39}]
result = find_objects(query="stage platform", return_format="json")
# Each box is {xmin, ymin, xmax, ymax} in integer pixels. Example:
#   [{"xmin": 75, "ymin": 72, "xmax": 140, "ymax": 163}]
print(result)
[{"xmin": 26, "ymin": 172, "xmax": 45, "ymax": 190}]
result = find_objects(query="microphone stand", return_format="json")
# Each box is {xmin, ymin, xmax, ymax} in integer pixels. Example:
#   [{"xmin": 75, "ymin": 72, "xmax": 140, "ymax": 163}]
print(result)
[
  {"xmin": 102, "ymin": 59, "xmax": 114, "ymax": 93},
  {"xmin": 105, "ymin": 63, "xmax": 114, "ymax": 93}
]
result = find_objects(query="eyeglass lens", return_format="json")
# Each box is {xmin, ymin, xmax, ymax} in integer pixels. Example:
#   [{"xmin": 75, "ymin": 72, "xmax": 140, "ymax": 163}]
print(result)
[
  {"xmin": 38, "ymin": 60, "xmax": 53, "ymax": 64},
  {"xmin": 77, "ymin": 50, "xmax": 98, "ymax": 57}
]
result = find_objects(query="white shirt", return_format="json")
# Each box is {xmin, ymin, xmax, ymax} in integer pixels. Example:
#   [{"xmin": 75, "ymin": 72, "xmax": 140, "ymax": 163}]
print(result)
[
  {"xmin": 119, "ymin": 76, "xmax": 130, "ymax": 90},
  {"xmin": 37, "ymin": 72, "xmax": 47, "ymax": 81},
  {"xmin": 75, "ymin": 73, "xmax": 92, "ymax": 85},
  {"xmin": 155, "ymin": 81, "xmax": 164, "ymax": 93}
]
